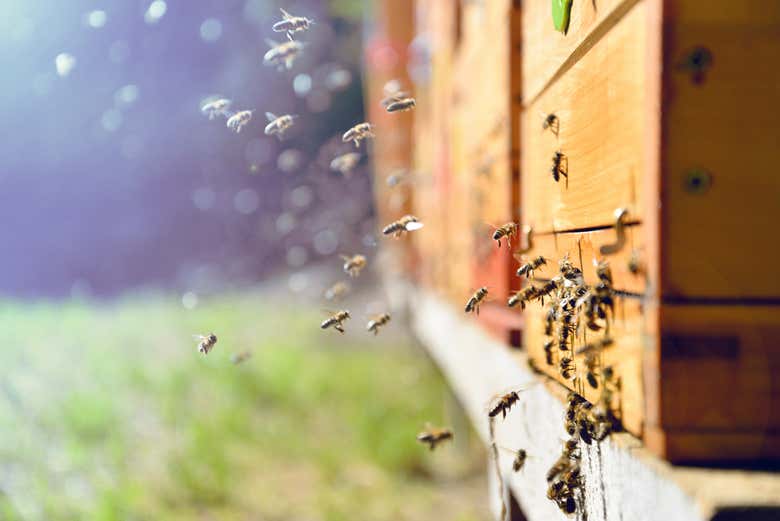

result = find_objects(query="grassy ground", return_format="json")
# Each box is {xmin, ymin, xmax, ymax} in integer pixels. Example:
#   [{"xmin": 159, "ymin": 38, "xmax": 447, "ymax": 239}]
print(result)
[{"xmin": 0, "ymin": 292, "xmax": 488, "ymax": 520}]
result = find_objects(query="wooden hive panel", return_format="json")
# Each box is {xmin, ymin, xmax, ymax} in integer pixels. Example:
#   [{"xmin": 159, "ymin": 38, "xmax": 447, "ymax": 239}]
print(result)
[
  {"xmin": 660, "ymin": 1, "xmax": 780, "ymax": 298},
  {"xmin": 522, "ymin": 0, "xmax": 642, "ymax": 103},
  {"xmin": 521, "ymin": 0, "xmax": 647, "ymax": 233}
]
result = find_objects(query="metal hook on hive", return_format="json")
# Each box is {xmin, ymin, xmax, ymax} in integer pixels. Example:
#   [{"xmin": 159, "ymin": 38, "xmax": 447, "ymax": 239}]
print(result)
[
  {"xmin": 515, "ymin": 225, "xmax": 534, "ymax": 254},
  {"xmin": 599, "ymin": 208, "xmax": 629, "ymax": 255}
]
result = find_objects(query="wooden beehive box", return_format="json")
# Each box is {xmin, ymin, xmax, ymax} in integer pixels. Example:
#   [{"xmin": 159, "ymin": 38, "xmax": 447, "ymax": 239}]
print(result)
[{"xmin": 519, "ymin": 0, "xmax": 780, "ymax": 463}]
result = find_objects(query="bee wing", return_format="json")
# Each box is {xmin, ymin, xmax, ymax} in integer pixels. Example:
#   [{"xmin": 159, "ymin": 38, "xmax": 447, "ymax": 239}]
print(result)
[
  {"xmin": 279, "ymin": 7, "xmax": 293, "ymax": 19},
  {"xmin": 265, "ymin": 112, "xmax": 278, "ymax": 122},
  {"xmin": 265, "ymin": 38, "xmax": 280, "ymax": 49},
  {"xmin": 404, "ymin": 221, "xmax": 424, "ymax": 231},
  {"xmin": 339, "ymin": 254, "xmax": 352, "ymax": 262},
  {"xmin": 192, "ymin": 334, "xmax": 205, "ymax": 342}
]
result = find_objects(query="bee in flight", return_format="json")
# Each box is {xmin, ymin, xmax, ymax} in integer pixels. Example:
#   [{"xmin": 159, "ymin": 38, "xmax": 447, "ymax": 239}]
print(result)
[
  {"xmin": 230, "ymin": 351, "xmax": 252, "ymax": 365},
  {"xmin": 201, "ymin": 98, "xmax": 232, "ymax": 120},
  {"xmin": 329, "ymin": 152, "xmax": 361, "ymax": 177},
  {"xmin": 324, "ymin": 281, "xmax": 351, "ymax": 301},
  {"xmin": 488, "ymin": 389, "xmax": 521, "ymax": 419},
  {"xmin": 382, "ymin": 215, "xmax": 423, "ymax": 237},
  {"xmin": 342, "ymin": 122, "xmax": 375, "ymax": 148},
  {"xmin": 366, "ymin": 313, "xmax": 391, "ymax": 335},
  {"xmin": 386, "ymin": 97, "xmax": 416, "ymax": 113},
  {"xmin": 516, "ymin": 255, "xmax": 548, "ymax": 278},
  {"xmin": 541, "ymin": 112, "xmax": 559, "ymax": 136},
  {"xmin": 321, "ymin": 310, "xmax": 350, "ymax": 334},
  {"xmin": 264, "ymin": 112, "xmax": 297, "ymax": 139},
  {"xmin": 341, "ymin": 254, "xmax": 367, "ymax": 277},
  {"xmin": 551, "ymin": 150, "xmax": 568, "ymax": 183},
  {"xmin": 491, "ymin": 222, "xmax": 518, "ymax": 248},
  {"xmin": 416, "ymin": 424, "xmax": 454, "ymax": 451},
  {"xmin": 465, "ymin": 287, "xmax": 488, "ymax": 315},
  {"xmin": 226, "ymin": 110, "xmax": 253, "ymax": 133},
  {"xmin": 507, "ymin": 286, "xmax": 538, "ymax": 309},
  {"xmin": 497, "ymin": 447, "xmax": 529, "ymax": 472},
  {"xmin": 272, "ymin": 8, "xmax": 314, "ymax": 41},
  {"xmin": 263, "ymin": 39, "xmax": 305, "ymax": 71},
  {"xmin": 194, "ymin": 333, "xmax": 218, "ymax": 355}
]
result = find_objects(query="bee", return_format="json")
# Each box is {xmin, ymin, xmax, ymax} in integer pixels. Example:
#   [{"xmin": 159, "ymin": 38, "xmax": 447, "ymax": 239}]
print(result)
[
  {"xmin": 324, "ymin": 281, "xmax": 351, "ymax": 301},
  {"xmin": 386, "ymin": 97, "xmax": 416, "ymax": 113},
  {"xmin": 551, "ymin": 150, "xmax": 568, "ymax": 183},
  {"xmin": 628, "ymin": 249, "xmax": 643, "ymax": 275},
  {"xmin": 226, "ymin": 110, "xmax": 253, "ymax": 133},
  {"xmin": 416, "ymin": 425, "xmax": 454, "ymax": 451},
  {"xmin": 498, "ymin": 446, "xmax": 529, "ymax": 472},
  {"xmin": 562, "ymin": 438, "xmax": 581, "ymax": 460},
  {"xmin": 534, "ymin": 277, "xmax": 561, "ymax": 305},
  {"xmin": 544, "ymin": 303, "xmax": 558, "ymax": 336},
  {"xmin": 516, "ymin": 255, "xmax": 547, "ymax": 278},
  {"xmin": 559, "ymin": 357, "xmax": 576, "ymax": 380},
  {"xmin": 380, "ymin": 80, "xmax": 412, "ymax": 108},
  {"xmin": 320, "ymin": 310, "xmax": 350, "ymax": 334},
  {"xmin": 263, "ymin": 39, "xmax": 305, "ymax": 70},
  {"xmin": 541, "ymin": 112, "xmax": 559, "ymax": 136},
  {"xmin": 201, "ymin": 98, "xmax": 232, "ymax": 120},
  {"xmin": 583, "ymin": 352, "xmax": 600, "ymax": 389},
  {"xmin": 507, "ymin": 286, "xmax": 538, "ymax": 309},
  {"xmin": 329, "ymin": 152, "xmax": 361, "ymax": 177},
  {"xmin": 366, "ymin": 313, "xmax": 391, "ymax": 335},
  {"xmin": 382, "ymin": 215, "xmax": 423, "ymax": 237},
  {"xmin": 272, "ymin": 8, "xmax": 314, "ymax": 41},
  {"xmin": 543, "ymin": 339, "xmax": 555, "ymax": 365},
  {"xmin": 342, "ymin": 122, "xmax": 375, "ymax": 148},
  {"xmin": 264, "ymin": 112, "xmax": 297, "ymax": 139},
  {"xmin": 465, "ymin": 287, "xmax": 488, "ymax": 315},
  {"xmin": 491, "ymin": 222, "xmax": 518, "ymax": 248},
  {"xmin": 340, "ymin": 254, "xmax": 367, "ymax": 277},
  {"xmin": 488, "ymin": 390, "xmax": 520, "ymax": 419},
  {"xmin": 595, "ymin": 259, "xmax": 613, "ymax": 286},
  {"xmin": 230, "ymin": 351, "xmax": 252, "ymax": 365},
  {"xmin": 194, "ymin": 333, "xmax": 218, "ymax": 355}
]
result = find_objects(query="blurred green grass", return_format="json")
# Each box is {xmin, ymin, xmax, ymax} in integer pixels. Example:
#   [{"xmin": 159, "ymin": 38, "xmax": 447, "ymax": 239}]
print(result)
[{"xmin": 0, "ymin": 293, "xmax": 487, "ymax": 520}]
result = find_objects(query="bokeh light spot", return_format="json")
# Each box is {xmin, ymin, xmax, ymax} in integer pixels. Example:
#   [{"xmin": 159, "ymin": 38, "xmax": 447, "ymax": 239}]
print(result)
[
  {"xmin": 293, "ymin": 74, "xmax": 312, "ymax": 97},
  {"xmin": 192, "ymin": 188, "xmax": 216, "ymax": 210},
  {"xmin": 182, "ymin": 292, "xmax": 198, "ymax": 309},
  {"xmin": 55, "ymin": 53, "xmax": 76, "ymax": 77},
  {"xmin": 101, "ymin": 108, "xmax": 123, "ymax": 132},
  {"xmin": 233, "ymin": 189, "xmax": 260, "ymax": 215},
  {"xmin": 145, "ymin": 1, "xmax": 167, "ymax": 24},
  {"xmin": 200, "ymin": 18, "xmax": 223, "ymax": 42},
  {"xmin": 313, "ymin": 229, "xmax": 339, "ymax": 255},
  {"xmin": 85, "ymin": 10, "xmax": 108, "ymax": 28}
]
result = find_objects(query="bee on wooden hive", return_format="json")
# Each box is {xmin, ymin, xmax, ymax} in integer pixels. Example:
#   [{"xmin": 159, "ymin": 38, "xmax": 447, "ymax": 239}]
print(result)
[
  {"xmin": 507, "ymin": 286, "xmax": 538, "ymax": 309},
  {"xmin": 226, "ymin": 110, "xmax": 253, "ymax": 133},
  {"xmin": 515, "ymin": 255, "xmax": 547, "ymax": 278},
  {"xmin": 230, "ymin": 351, "xmax": 252, "ymax": 365},
  {"xmin": 559, "ymin": 357, "xmax": 576, "ymax": 380},
  {"xmin": 595, "ymin": 259, "xmax": 613, "ymax": 286},
  {"xmin": 366, "ymin": 313, "xmax": 391, "ymax": 335},
  {"xmin": 329, "ymin": 152, "xmax": 361, "ymax": 177},
  {"xmin": 272, "ymin": 8, "xmax": 314, "ymax": 40},
  {"xmin": 491, "ymin": 222, "xmax": 518, "ymax": 248},
  {"xmin": 543, "ymin": 339, "xmax": 556, "ymax": 365},
  {"xmin": 541, "ymin": 112, "xmax": 559, "ymax": 136},
  {"xmin": 382, "ymin": 215, "xmax": 423, "ymax": 237},
  {"xmin": 324, "ymin": 281, "xmax": 351, "ymax": 301},
  {"xmin": 201, "ymin": 98, "xmax": 232, "ymax": 120},
  {"xmin": 487, "ymin": 389, "xmax": 522, "ymax": 419},
  {"xmin": 320, "ymin": 310, "xmax": 350, "ymax": 334},
  {"xmin": 551, "ymin": 150, "xmax": 568, "ymax": 183},
  {"xmin": 342, "ymin": 122, "xmax": 374, "ymax": 147},
  {"xmin": 464, "ymin": 287, "xmax": 488, "ymax": 315},
  {"xmin": 263, "ymin": 39, "xmax": 305, "ymax": 70},
  {"xmin": 534, "ymin": 277, "xmax": 561, "ymax": 305},
  {"xmin": 194, "ymin": 333, "xmax": 218, "ymax": 355},
  {"xmin": 416, "ymin": 425, "xmax": 453, "ymax": 451},
  {"xmin": 264, "ymin": 112, "xmax": 297, "ymax": 139},
  {"xmin": 340, "ymin": 254, "xmax": 367, "ymax": 277}
]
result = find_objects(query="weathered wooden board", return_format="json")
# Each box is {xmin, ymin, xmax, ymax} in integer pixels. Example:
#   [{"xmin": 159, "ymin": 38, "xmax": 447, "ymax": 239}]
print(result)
[
  {"xmin": 522, "ymin": 0, "xmax": 641, "ymax": 104},
  {"xmin": 660, "ymin": 1, "xmax": 780, "ymax": 298},
  {"xmin": 521, "ymin": 1, "xmax": 646, "ymax": 233}
]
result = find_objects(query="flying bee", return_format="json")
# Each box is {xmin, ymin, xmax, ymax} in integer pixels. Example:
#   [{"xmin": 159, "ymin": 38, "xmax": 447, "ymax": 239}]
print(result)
[
  {"xmin": 386, "ymin": 97, "xmax": 416, "ymax": 113},
  {"xmin": 329, "ymin": 152, "xmax": 361, "ymax": 177},
  {"xmin": 380, "ymin": 80, "xmax": 412, "ymax": 108},
  {"xmin": 263, "ymin": 39, "xmax": 305, "ymax": 70},
  {"xmin": 516, "ymin": 255, "xmax": 547, "ymax": 278},
  {"xmin": 487, "ymin": 389, "xmax": 520, "ymax": 419},
  {"xmin": 340, "ymin": 254, "xmax": 367, "ymax": 277},
  {"xmin": 551, "ymin": 150, "xmax": 568, "ymax": 183},
  {"xmin": 320, "ymin": 310, "xmax": 350, "ymax": 334},
  {"xmin": 491, "ymin": 222, "xmax": 518, "ymax": 248},
  {"xmin": 497, "ymin": 446, "xmax": 529, "ymax": 472},
  {"xmin": 366, "ymin": 313, "xmax": 391, "ymax": 335},
  {"xmin": 628, "ymin": 249, "xmax": 643, "ymax": 275},
  {"xmin": 264, "ymin": 112, "xmax": 297, "ymax": 139},
  {"xmin": 559, "ymin": 357, "xmax": 576, "ymax": 380},
  {"xmin": 194, "ymin": 333, "xmax": 218, "ymax": 355},
  {"xmin": 534, "ymin": 277, "xmax": 561, "ymax": 305},
  {"xmin": 226, "ymin": 110, "xmax": 253, "ymax": 133},
  {"xmin": 230, "ymin": 351, "xmax": 252, "ymax": 365},
  {"xmin": 382, "ymin": 215, "xmax": 423, "ymax": 237},
  {"xmin": 465, "ymin": 287, "xmax": 488, "ymax": 315},
  {"xmin": 507, "ymin": 286, "xmax": 538, "ymax": 309},
  {"xmin": 324, "ymin": 281, "xmax": 351, "ymax": 301},
  {"xmin": 416, "ymin": 425, "xmax": 454, "ymax": 451},
  {"xmin": 272, "ymin": 8, "xmax": 314, "ymax": 41},
  {"xmin": 342, "ymin": 122, "xmax": 375, "ymax": 148},
  {"xmin": 541, "ymin": 112, "xmax": 560, "ymax": 136},
  {"xmin": 595, "ymin": 259, "xmax": 613, "ymax": 286},
  {"xmin": 201, "ymin": 98, "xmax": 232, "ymax": 120}
]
